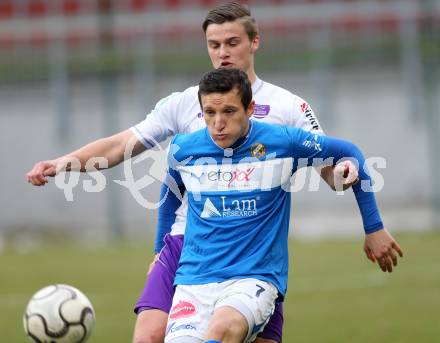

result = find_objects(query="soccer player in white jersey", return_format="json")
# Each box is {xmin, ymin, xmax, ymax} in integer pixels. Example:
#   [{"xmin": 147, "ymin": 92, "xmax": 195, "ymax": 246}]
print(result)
[
  {"xmin": 26, "ymin": 3, "xmax": 403, "ymax": 343},
  {"xmin": 162, "ymin": 67, "xmax": 403, "ymax": 343}
]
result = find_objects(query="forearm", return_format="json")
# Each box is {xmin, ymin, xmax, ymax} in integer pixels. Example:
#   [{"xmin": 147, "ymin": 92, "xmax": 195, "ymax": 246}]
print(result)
[
  {"xmin": 335, "ymin": 142, "xmax": 384, "ymax": 233},
  {"xmin": 311, "ymin": 136, "xmax": 384, "ymax": 233},
  {"xmin": 56, "ymin": 129, "xmax": 145, "ymax": 171},
  {"xmin": 352, "ymin": 183, "xmax": 384, "ymax": 234}
]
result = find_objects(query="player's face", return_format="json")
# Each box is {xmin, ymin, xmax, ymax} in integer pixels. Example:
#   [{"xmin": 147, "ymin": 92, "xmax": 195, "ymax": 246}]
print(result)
[
  {"xmin": 205, "ymin": 21, "xmax": 259, "ymax": 76},
  {"xmin": 202, "ymin": 89, "xmax": 254, "ymax": 149}
]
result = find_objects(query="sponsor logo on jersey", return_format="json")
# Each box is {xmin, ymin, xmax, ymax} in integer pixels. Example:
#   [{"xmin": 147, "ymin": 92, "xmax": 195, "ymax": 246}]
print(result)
[
  {"xmin": 190, "ymin": 167, "xmax": 256, "ymax": 189},
  {"xmin": 180, "ymin": 158, "xmax": 294, "ymax": 193},
  {"xmin": 166, "ymin": 322, "xmax": 197, "ymax": 335},
  {"xmin": 201, "ymin": 198, "xmax": 221, "ymax": 218},
  {"xmin": 197, "ymin": 112, "xmax": 203, "ymax": 118},
  {"xmin": 201, "ymin": 197, "xmax": 258, "ymax": 217},
  {"xmin": 302, "ymin": 134, "xmax": 322, "ymax": 151},
  {"xmin": 169, "ymin": 300, "xmax": 197, "ymax": 320},
  {"xmin": 253, "ymin": 104, "xmax": 271, "ymax": 118},
  {"xmin": 300, "ymin": 102, "xmax": 320, "ymax": 131},
  {"xmin": 300, "ymin": 102, "xmax": 310, "ymax": 113},
  {"xmin": 250, "ymin": 143, "xmax": 266, "ymax": 159}
]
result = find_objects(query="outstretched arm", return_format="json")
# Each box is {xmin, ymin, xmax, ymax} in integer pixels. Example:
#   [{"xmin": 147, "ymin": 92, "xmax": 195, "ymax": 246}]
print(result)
[
  {"xmin": 27, "ymin": 129, "xmax": 146, "ymax": 186},
  {"xmin": 288, "ymin": 128, "xmax": 404, "ymax": 272}
]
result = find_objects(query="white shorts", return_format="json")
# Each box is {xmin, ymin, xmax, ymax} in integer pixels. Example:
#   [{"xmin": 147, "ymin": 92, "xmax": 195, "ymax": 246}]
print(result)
[{"xmin": 164, "ymin": 278, "xmax": 278, "ymax": 343}]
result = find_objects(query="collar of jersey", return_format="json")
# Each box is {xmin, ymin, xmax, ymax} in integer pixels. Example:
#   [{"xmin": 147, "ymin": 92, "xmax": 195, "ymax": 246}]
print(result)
[
  {"xmin": 206, "ymin": 120, "xmax": 254, "ymax": 153},
  {"xmin": 252, "ymin": 77, "xmax": 263, "ymax": 95}
]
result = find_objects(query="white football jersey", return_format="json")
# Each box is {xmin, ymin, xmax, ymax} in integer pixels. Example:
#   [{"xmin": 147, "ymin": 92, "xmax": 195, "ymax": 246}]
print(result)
[{"xmin": 131, "ymin": 78, "xmax": 323, "ymax": 235}]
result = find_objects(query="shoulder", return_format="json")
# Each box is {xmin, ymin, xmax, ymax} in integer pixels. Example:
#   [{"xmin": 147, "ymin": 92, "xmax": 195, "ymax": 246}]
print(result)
[
  {"xmin": 253, "ymin": 120, "xmax": 316, "ymax": 142},
  {"xmin": 259, "ymin": 79, "xmax": 313, "ymax": 109},
  {"xmin": 180, "ymin": 85, "xmax": 199, "ymax": 99},
  {"xmin": 170, "ymin": 128, "xmax": 207, "ymax": 161},
  {"xmin": 259, "ymin": 80, "xmax": 321, "ymax": 132},
  {"xmin": 172, "ymin": 128, "xmax": 205, "ymax": 147},
  {"xmin": 154, "ymin": 85, "xmax": 199, "ymax": 109},
  {"xmin": 259, "ymin": 80, "xmax": 299, "ymax": 102},
  {"xmin": 252, "ymin": 120, "xmax": 292, "ymax": 141}
]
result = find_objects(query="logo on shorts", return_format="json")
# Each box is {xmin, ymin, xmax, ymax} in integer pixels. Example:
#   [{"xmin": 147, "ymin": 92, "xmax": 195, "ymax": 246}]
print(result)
[
  {"xmin": 250, "ymin": 143, "xmax": 266, "ymax": 159},
  {"xmin": 166, "ymin": 322, "xmax": 197, "ymax": 335},
  {"xmin": 170, "ymin": 300, "xmax": 197, "ymax": 320}
]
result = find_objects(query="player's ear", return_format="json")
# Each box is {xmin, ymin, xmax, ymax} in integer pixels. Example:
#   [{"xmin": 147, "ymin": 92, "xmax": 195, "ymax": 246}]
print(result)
[
  {"xmin": 250, "ymin": 35, "xmax": 260, "ymax": 54},
  {"xmin": 247, "ymin": 100, "xmax": 255, "ymax": 118}
]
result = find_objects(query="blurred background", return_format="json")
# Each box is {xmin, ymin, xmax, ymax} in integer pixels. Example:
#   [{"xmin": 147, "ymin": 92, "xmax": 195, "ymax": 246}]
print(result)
[{"xmin": 1, "ymin": 0, "xmax": 439, "ymax": 342}]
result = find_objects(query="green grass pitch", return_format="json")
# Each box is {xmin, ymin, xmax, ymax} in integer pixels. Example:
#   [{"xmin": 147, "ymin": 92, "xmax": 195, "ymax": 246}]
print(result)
[{"xmin": 1, "ymin": 232, "xmax": 438, "ymax": 342}]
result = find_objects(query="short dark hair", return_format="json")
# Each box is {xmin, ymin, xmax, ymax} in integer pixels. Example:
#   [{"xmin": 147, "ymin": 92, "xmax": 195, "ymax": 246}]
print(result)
[
  {"xmin": 202, "ymin": 2, "xmax": 258, "ymax": 41},
  {"xmin": 198, "ymin": 68, "xmax": 252, "ymax": 110}
]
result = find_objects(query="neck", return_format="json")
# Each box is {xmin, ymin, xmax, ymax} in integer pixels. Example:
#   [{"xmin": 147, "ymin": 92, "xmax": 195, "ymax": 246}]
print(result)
[
  {"xmin": 246, "ymin": 63, "xmax": 257, "ymax": 84},
  {"xmin": 247, "ymin": 70, "xmax": 257, "ymax": 84}
]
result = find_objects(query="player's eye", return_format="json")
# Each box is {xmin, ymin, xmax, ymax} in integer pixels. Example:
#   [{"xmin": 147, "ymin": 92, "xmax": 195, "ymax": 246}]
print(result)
[{"xmin": 209, "ymin": 43, "xmax": 219, "ymax": 49}]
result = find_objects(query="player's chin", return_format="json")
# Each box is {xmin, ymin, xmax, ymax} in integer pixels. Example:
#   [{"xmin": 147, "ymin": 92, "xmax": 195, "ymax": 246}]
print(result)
[{"xmin": 214, "ymin": 137, "xmax": 231, "ymax": 148}]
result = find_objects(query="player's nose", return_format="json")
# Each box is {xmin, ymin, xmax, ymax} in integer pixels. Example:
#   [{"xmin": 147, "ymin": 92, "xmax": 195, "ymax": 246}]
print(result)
[
  {"xmin": 219, "ymin": 45, "xmax": 229, "ymax": 58},
  {"xmin": 213, "ymin": 116, "xmax": 225, "ymax": 131}
]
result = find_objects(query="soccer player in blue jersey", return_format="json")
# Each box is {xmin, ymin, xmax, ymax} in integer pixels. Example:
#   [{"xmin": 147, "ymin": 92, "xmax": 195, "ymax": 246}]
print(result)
[
  {"xmin": 131, "ymin": 4, "xmax": 359, "ymax": 343},
  {"xmin": 163, "ymin": 68, "xmax": 403, "ymax": 343}
]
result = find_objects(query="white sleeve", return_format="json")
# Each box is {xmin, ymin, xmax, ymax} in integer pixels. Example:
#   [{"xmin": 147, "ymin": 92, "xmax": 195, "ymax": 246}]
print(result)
[
  {"xmin": 130, "ymin": 92, "xmax": 182, "ymax": 148},
  {"xmin": 290, "ymin": 95, "xmax": 324, "ymax": 134}
]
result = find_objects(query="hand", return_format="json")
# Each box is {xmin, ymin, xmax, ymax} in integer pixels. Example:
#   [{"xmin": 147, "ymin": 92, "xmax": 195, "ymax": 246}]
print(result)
[
  {"xmin": 147, "ymin": 253, "xmax": 160, "ymax": 275},
  {"xmin": 364, "ymin": 228, "xmax": 403, "ymax": 273},
  {"xmin": 333, "ymin": 160, "xmax": 359, "ymax": 191},
  {"xmin": 26, "ymin": 160, "xmax": 58, "ymax": 186}
]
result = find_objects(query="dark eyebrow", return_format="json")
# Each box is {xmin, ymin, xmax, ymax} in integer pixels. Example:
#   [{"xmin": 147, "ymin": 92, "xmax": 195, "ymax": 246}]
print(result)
[{"xmin": 207, "ymin": 36, "xmax": 240, "ymax": 44}]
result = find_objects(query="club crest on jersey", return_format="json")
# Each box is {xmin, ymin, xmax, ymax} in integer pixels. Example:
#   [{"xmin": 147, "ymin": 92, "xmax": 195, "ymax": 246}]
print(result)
[
  {"xmin": 250, "ymin": 143, "xmax": 266, "ymax": 159},
  {"xmin": 252, "ymin": 104, "xmax": 270, "ymax": 119}
]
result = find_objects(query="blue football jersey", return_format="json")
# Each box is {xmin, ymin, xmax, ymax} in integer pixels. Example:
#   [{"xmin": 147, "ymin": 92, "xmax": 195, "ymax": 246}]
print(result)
[{"xmin": 168, "ymin": 120, "xmax": 382, "ymax": 296}]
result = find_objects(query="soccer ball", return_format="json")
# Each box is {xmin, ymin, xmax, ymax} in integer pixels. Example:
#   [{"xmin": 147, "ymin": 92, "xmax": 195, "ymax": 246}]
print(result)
[{"xmin": 23, "ymin": 284, "xmax": 95, "ymax": 343}]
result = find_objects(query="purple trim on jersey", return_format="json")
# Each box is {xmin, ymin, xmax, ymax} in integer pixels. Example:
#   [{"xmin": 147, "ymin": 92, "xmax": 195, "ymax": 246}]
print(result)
[
  {"xmin": 134, "ymin": 234, "xmax": 184, "ymax": 314},
  {"xmin": 133, "ymin": 234, "xmax": 284, "ymax": 343},
  {"xmin": 253, "ymin": 104, "xmax": 271, "ymax": 118}
]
